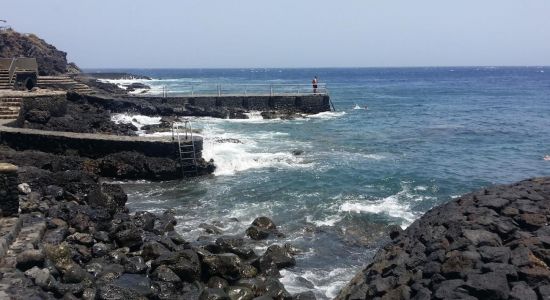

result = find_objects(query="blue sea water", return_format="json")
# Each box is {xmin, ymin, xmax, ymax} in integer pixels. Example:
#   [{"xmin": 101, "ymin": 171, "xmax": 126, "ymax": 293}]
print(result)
[{"xmin": 93, "ymin": 67, "xmax": 550, "ymax": 298}]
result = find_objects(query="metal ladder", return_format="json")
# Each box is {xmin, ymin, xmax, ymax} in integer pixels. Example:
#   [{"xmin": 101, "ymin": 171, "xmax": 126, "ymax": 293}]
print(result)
[{"xmin": 172, "ymin": 120, "xmax": 198, "ymax": 177}]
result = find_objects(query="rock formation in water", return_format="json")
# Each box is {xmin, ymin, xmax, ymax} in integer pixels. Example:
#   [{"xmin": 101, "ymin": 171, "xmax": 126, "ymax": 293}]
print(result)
[{"xmin": 337, "ymin": 177, "xmax": 550, "ymax": 300}]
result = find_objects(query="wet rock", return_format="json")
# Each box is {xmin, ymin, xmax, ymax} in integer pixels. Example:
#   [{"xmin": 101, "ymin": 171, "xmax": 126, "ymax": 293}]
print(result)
[
  {"xmin": 200, "ymin": 223, "xmax": 223, "ymax": 234},
  {"xmin": 200, "ymin": 288, "xmax": 229, "ymax": 300},
  {"xmin": 133, "ymin": 211, "xmax": 156, "ymax": 231},
  {"xmin": 86, "ymin": 184, "xmax": 127, "ymax": 215},
  {"xmin": 142, "ymin": 241, "xmax": 171, "ymax": 260},
  {"xmin": 208, "ymin": 276, "xmax": 229, "ymax": 289},
  {"xmin": 226, "ymin": 286, "xmax": 255, "ymax": 300},
  {"xmin": 94, "ymin": 230, "xmax": 110, "ymax": 243},
  {"xmin": 294, "ymin": 291, "xmax": 317, "ymax": 300},
  {"xmin": 124, "ymin": 256, "xmax": 147, "ymax": 274},
  {"xmin": 202, "ymin": 253, "xmax": 253, "ymax": 281},
  {"xmin": 16, "ymin": 249, "xmax": 46, "ymax": 271},
  {"xmin": 264, "ymin": 277, "xmax": 292, "ymax": 299},
  {"xmin": 153, "ymin": 210, "xmax": 177, "ymax": 234},
  {"xmin": 152, "ymin": 265, "xmax": 181, "ymax": 283},
  {"xmin": 258, "ymin": 245, "xmax": 296, "ymax": 269},
  {"xmin": 92, "ymin": 243, "xmax": 109, "ymax": 257},
  {"xmin": 246, "ymin": 226, "xmax": 270, "ymax": 240},
  {"xmin": 151, "ymin": 249, "xmax": 201, "ymax": 282},
  {"xmin": 388, "ymin": 225, "xmax": 403, "ymax": 240},
  {"xmin": 114, "ymin": 227, "xmax": 143, "ymax": 250},
  {"xmin": 252, "ymin": 216, "xmax": 277, "ymax": 230},
  {"xmin": 216, "ymin": 236, "xmax": 256, "ymax": 259}
]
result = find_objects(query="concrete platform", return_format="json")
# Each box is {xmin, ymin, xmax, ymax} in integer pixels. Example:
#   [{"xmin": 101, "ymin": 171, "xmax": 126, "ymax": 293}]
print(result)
[{"xmin": 0, "ymin": 122, "xmax": 199, "ymax": 159}]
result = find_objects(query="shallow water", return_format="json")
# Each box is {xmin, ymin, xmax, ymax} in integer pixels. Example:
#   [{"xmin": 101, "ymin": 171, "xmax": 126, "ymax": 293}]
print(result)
[{"xmin": 98, "ymin": 67, "xmax": 550, "ymax": 299}]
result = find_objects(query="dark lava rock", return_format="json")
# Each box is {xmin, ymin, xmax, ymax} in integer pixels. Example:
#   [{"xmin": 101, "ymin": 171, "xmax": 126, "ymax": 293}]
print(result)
[
  {"xmin": 200, "ymin": 288, "xmax": 229, "ymax": 300},
  {"xmin": 252, "ymin": 216, "xmax": 277, "ymax": 230},
  {"xmin": 99, "ymin": 274, "xmax": 152, "ymax": 299},
  {"xmin": 258, "ymin": 245, "xmax": 296, "ymax": 269},
  {"xmin": 16, "ymin": 249, "xmax": 45, "ymax": 271},
  {"xmin": 336, "ymin": 178, "xmax": 550, "ymax": 300},
  {"xmin": 123, "ymin": 256, "xmax": 147, "ymax": 274},
  {"xmin": 226, "ymin": 286, "xmax": 254, "ymax": 300},
  {"xmin": 114, "ymin": 227, "xmax": 143, "ymax": 250},
  {"xmin": 202, "ymin": 253, "xmax": 255, "ymax": 281},
  {"xmin": 151, "ymin": 250, "xmax": 201, "ymax": 282},
  {"xmin": 216, "ymin": 236, "xmax": 256, "ymax": 259},
  {"xmin": 509, "ymin": 281, "xmax": 537, "ymax": 300},
  {"xmin": 246, "ymin": 226, "xmax": 270, "ymax": 240},
  {"xmin": 152, "ymin": 265, "xmax": 181, "ymax": 283},
  {"xmin": 465, "ymin": 272, "xmax": 510, "ymax": 299},
  {"xmin": 295, "ymin": 291, "xmax": 317, "ymax": 300}
]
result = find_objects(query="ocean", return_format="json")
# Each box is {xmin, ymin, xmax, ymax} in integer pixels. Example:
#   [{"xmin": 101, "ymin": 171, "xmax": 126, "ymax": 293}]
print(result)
[{"xmin": 92, "ymin": 67, "xmax": 550, "ymax": 299}]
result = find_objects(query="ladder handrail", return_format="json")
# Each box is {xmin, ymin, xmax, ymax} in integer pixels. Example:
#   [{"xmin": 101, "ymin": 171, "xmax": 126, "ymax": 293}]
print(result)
[{"xmin": 172, "ymin": 120, "xmax": 199, "ymax": 177}]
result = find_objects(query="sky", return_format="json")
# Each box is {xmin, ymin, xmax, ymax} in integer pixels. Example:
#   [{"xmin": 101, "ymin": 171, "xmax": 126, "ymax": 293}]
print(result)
[{"xmin": 3, "ymin": 0, "xmax": 550, "ymax": 68}]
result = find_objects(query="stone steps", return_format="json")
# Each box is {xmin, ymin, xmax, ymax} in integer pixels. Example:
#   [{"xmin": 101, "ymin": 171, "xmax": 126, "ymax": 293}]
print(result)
[
  {"xmin": 0, "ymin": 217, "xmax": 22, "ymax": 259},
  {"xmin": 38, "ymin": 76, "xmax": 94, "ymax": 94},
  {"xmin": 0, "ymin": 97, "xmax": 22, "ymax": 120},
  {"xmin": 0, "ymin": 213, "xmax": 47, "ymax": 269},
  {"xmin": 0, "ymin": 213, "xmax": 51, "ymax": 299}
]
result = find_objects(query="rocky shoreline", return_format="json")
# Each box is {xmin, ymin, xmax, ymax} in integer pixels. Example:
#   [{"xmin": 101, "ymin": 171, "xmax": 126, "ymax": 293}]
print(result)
[
  {"xmin": 337, "ymin": 177, "xmax": 550, "ymax": 300},
  {"xmin": 0, "ymin": 157, "xmax": 309, "ymax": 299}
]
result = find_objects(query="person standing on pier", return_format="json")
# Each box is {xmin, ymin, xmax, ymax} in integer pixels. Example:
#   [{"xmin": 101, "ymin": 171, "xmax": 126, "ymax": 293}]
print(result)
[{"xmin": 312, "ymin": 76, "xmax": 318, "ymax": 94}]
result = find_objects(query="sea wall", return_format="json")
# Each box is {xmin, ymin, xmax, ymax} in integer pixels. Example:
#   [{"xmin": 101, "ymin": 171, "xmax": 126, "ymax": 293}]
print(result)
[
  {"xmin": 337, "ymin": 177, "xmax": 550, "ymax": 300},
  {"xmin": 0, "ymin": 163, "xmax": 18, "ymax": 217},
  {"xmin": 0, "ymin": 126, "xmax": 200, "ymax": 159},
  {"xmin": 75, "ymin": 93, "xmax": 332, "ymax": 117}
]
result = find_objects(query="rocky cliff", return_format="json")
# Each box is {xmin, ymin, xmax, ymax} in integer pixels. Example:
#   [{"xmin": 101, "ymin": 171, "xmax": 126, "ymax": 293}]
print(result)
[{"xmin": 0, "ymin": 29, "xmax": 79, "ymax": 75}]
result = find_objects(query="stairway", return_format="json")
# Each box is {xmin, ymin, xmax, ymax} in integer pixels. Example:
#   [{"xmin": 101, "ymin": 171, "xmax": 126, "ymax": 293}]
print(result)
[
  {"xmin": 0, "ymin": 70, "xmax": 13, "ymax": 90},
  {"xmin": 0, "ymin": 97, "xmax": 23, "ymax": 120},
  {"xmin": 0, "ymin": 213, "xmax": 46, "ymax": 269},
  {"xmin": 38, "ymin": 76, "xmax": 94, "ymax": 94}
]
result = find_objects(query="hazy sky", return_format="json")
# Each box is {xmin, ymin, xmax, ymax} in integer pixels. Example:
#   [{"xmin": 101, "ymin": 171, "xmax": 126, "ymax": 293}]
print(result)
[{"xmin": 3, "ymin": 0, "xmax": 550, "ymax": 68}]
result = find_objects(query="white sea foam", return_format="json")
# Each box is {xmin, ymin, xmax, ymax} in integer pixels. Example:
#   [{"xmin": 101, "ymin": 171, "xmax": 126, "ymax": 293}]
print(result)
[
  {"xmin": 244, "ymin": 111, "xmax": 264, "ymax": 120},
  {"xmin": 305, "ymin": 215, "xmax": 343, "ymax": 227},
  {"xmin": 339, "ymin": 190, "xmax": 418, "ymax": 229},
  {"xmin": 280, "ymin": 267, "xmax": 357, "ymax": 299},
  {"xmin": 111, "ymin": 113, "xmax": 161, "ymax": 132},
  {"xmin": 306, "ymin": 111, "xmax": 346, "ymax": 119}
]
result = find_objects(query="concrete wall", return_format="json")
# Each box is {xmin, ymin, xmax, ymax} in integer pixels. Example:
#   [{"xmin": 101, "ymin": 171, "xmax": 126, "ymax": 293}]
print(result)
[
  {"xmin": 131, "ymin": 94, "xmax": 331, "ymax": 114},
  {"xmin": 0, "ymin": 127, "xmax": 202, "ymax": 159},
  {"xmin": 0, "ymin": 163, "xmax": 18, "ymax": 217}
]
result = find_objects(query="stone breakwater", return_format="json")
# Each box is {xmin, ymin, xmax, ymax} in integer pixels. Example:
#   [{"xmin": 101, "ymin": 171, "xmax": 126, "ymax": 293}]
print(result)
[
  {"xmin": 0, "ymin": 160, "xmax": 313, "ymax": 299},
  {"xmin": 337, "ymin": 177, "xmax": 550, "ymax": 300}
]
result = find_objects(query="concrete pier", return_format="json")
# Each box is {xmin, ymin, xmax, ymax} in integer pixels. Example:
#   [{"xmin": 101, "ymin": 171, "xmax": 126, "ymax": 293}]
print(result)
[
  {"xmin": 116, "ymin": 94, "xmax": 332, "ymax": 115},
  {"xmin": 0, "ymin": 120, "xmax": 200, "ymax": 159}
]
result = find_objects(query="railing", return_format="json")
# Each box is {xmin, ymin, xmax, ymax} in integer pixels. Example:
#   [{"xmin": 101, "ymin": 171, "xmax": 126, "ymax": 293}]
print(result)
[
  {"xmin": 0, "ymin": 58, "xmax": 38, "ymax": 86},
  {"xmin": 145, "ymin": 83, "xmax": 328, "ymax": 97}
]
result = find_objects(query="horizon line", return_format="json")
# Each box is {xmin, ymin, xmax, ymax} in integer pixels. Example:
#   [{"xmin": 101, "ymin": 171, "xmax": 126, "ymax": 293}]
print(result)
[{"xmin": 80, "ymin": 65, "xmax": 550, "ymax": 70}]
